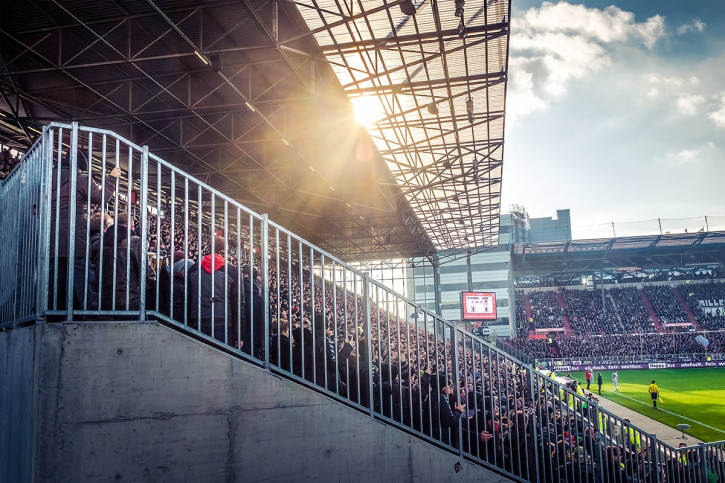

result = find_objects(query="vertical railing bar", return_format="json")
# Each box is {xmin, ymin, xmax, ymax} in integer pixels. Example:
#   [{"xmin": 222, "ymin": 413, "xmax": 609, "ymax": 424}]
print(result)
[
  {"xmin": 353, "ymin": 272, "xmax": 361, "ymax": 406},
  {"xmin": 223, "ymin": 200, "xmax": 229, "ymax": 345},
  {"xmin": 210, "ymin": 194, "xmax": 216, "ymax": 338},
  {"xmin": 97, "ymin": 134, "xmax": 107, "ymax": 311},
  {"xmin": 321, "ymin": 255, "xmax": 329, "ymax": 391},
  {"xmin": 154, "ymin": 159, "xmax": 161, "ymax": 313},
  {"xmin": 394, "ymin": 291, "xmax": 402, "ymax": 424},
  {"xmin": 138, "ymin": 145, "xmax": 148, "ymax": 320},
  {"xmin": 82, "ymin": 130, "xmax": 93, "ymax": 310},
  {"xmin": 37, "ymin": 126, "xmax": 54, "ymax": 320},
  {"xmin": 235, "ymin": 206, "xmax": 242, "ymax": 350},
  {"xmin": 183, "ymin": 177, "xmax": 189, "ymax": 325},
  {"xmin": 261, "ymin": 213, "xmax": 269, "ymax": 368},
  {"xmin": 405, "ymin": 301, "xmax": 412, "ymax": 430},
  {"xmin": 65, "ymin": 123, "xmax": 79, "ymax": 318},
  {"xmin": 331, "ymin": 260, "xmax": 340, "ymax": 395},
  {"xmin": 364, "ymin": 272, "xmax": 374, "ymax": 418},
  {"xmin": 248, "ymin": 214, "xmax": 255, "ymax": 357},
  {"xmin": 169, "ymin": 171, "xmax": 176, "ymax": 320},
  {"xmin": 285, "ymin": 232, "xmax": 293, "ymax": 369},
  {"xmin": 196, "ymin": 185, "xmax": 202, "ymax": 329},
  {"xmin": 52, "ymin": 127, "xmax": 63, "ymax": 311},
  {"xmin": 274, "ymin": 226, "xmax": 281, "ymax": 367},
  {"xmin": 297, "ymin": 239, "xmax": 305, "ymax": 381},
  {"xmin": 110, "ymin": 137, "xmax": 120, "ymax": 311},
  {"xmin": 124, "ymin": 145, "xmax": 133, "ymax": 312}
]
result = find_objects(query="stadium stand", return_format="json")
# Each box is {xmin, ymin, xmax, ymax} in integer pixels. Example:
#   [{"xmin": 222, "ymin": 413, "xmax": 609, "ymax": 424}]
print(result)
[
  {"xmin": 528, "ymin": 290, "xmax": 565, "ymax": 331},
  {"xmin": 681, "ymin": 282, "xmax": 725, "ymax": 330},
  {"xmin": 645, "ymin": 285, "xmax": 692, "ymax": 329}
]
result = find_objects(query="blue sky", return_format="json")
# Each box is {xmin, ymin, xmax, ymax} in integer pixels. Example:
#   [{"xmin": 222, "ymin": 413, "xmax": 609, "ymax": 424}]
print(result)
[{"xmin": 500, "ymin": 0, "xmax": 725, "ymax": 238}]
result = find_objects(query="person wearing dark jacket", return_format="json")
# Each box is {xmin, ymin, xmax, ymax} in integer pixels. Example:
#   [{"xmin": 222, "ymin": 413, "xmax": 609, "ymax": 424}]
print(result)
[
  {"xmin": 241, "ymin": 265, "xmax": 265, "ymax": 358},
  {"xmin": 49, "ymin": 150, "xmax": 121, "ymax": 311},
  {"xmin": 292, "ymin": 317, "xmax": 315, "ymax": 383},
  {"xmin": 100, "ymin": 212, "xmax": 155, "ymax": 312},
  {"xmin": 270, "ymin": 318, "xmax": 292, "ymax": 372},
  {"xmin": 88, "ymin": 211, "xmax": 111, "ymax": 304},
  {"xmin": 597, "ymin": 373, "xmax": 603, "ymax": 395},
  {"xmin": 171, "ymin": 251, "xmax": 193, "ymax": 323},
  {"xmin": 187, "ymin": 236, "xmax": 242, "ymax": 346},
  {"xmin": 432, "ymin": 374, "xmax": 465, "ymax": 446},
  {"xmin": 313, "ymin": 312, "xmax": 355, "ymax": 394}
]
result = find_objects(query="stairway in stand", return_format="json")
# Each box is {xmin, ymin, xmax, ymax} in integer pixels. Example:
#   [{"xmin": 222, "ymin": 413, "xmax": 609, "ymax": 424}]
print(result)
[
  {"xmin": 524, "ymin": 294, "xmax": 536, "ymax": 337},
  {"xmin": 550, "ymin": 339, "xmax": 561, "ymax": 357},
  {"xmin": 555, "ymin": 291, "xmax": 573, "ymax": 335},
  {"xmin": 639, "ymin": 289, "xmax": 664, "ymax": 332},
  {"xmin": 673, "ymin": 287, "xmax": 704, "ymax": 331}
]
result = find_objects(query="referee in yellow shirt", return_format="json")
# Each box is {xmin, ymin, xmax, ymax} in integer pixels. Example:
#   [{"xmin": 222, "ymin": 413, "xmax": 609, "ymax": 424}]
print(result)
[{"xmin": 648, "ymin": 380, "xmax": 659, "ymax": 409}]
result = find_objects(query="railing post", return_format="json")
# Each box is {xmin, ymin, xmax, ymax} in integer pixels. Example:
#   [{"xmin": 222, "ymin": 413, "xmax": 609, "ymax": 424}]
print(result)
[
  {"xmin": 697, "ymin": 443, "xmax": 707, "ymax": 482},
  {"xmin": 36, "ymin": 126, "xmax": 54, "ymax": 323},
  {"xmin": 138, "ymin": 145, "xmax": 149, "ymax": 320},
  {"xmin": 363, "ymin": 273, "xmax": 374, "ymax": 418},
  {"xmin": 261, "ymin": 213, "xmax": 270, "ymax": 370},
  {"xmin": 65, "ymin": 122, "xmax": 79, "ymax": 320},
  {"xmin": 528, "ymin": 366, "xmax": 541, "ymax": 482}
]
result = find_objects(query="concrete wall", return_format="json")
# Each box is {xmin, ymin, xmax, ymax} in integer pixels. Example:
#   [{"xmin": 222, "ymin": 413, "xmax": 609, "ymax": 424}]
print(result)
[{"xmin": 1, "ymin": 321, "xmax": 512, "ymax": 482}]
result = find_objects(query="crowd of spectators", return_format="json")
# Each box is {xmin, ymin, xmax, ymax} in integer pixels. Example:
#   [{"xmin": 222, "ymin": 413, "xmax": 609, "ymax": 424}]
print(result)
[
  {"xmin": 606, "ymin": 287, "xmax": 655, "ymax": 334},
  {"xmin": 514, "ymin": 290, "xmax": 529, "ymax": 337},
  {"xmin": 558, "ymin": 331, "xmax": 725, "ymax": 359},
  {"xmin": 645, "ymin": 285, "xmax": 690, "ymax": 326},
  {"xmin": 680, "ymin": 281, "xmax": 725, "ymax": 331},
  {"xmin": 528, "ymin": 290, "xmax": 564, "ymax": 329},
  {"xmin": 505, "ymin": 337, "xmax": 552, "ymax": 360},
  {"xmin": 561, "ymin": 288, "xmax": 613, "ymax": 335},
  {"xmin": 506, "ymin": 331, "xmax": 725, "ymax": 361},
  {"xmin": 518, "ymin": 282, "xmax": 725, "ymax": 337},
  {"xmin": 0, "ymin": 147, "xmax": 20, "ymax": 180}
]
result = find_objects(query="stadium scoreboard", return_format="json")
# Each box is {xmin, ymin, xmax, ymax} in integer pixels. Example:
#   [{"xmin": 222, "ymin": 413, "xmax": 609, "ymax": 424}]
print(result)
[{"xmin": 461, "ymin": 292, "xmax": 496, "ymax": 335}]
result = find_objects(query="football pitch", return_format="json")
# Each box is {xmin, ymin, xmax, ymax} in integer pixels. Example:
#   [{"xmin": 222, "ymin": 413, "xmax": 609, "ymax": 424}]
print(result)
[{"xmin": 570, "ymin": 368, "xmax": 725, "ymax": 443}]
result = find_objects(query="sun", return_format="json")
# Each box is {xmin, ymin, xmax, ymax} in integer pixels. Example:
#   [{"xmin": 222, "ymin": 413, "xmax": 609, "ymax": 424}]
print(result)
[{"xmin": 351, "ymin": 95, "xmax": 384, "ymax": 127}]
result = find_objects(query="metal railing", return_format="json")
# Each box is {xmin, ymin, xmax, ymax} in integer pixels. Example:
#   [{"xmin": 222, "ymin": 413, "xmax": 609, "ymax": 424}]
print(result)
[{"xmin": 1, "ymin": 122, "xmax": 723, "ymax": 482}]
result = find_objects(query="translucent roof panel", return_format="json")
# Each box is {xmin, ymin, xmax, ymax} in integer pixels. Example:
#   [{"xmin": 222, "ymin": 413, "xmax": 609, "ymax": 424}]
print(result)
[{"xmin": 295, "ymin": 0, "xmax": 510, "ymax": 251}]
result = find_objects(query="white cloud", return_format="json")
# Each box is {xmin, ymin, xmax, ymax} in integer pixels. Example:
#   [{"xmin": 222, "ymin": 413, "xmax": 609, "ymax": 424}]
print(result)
[
  {"xmin": 708, "ymin": 93, "xmax": 725, "ymax": 128},
  {"xmin": 677, "ymin": 18, "xmax": 706, "ymax": 35},
  {"xmin": 663, "ymin": 142, "xmax": 715, "ymax": 165},
  {"xmin": 642, "ymin": 75, "xmax": 707, "ymax": 117},
  {"xmin": 508, "ymin": 2, "xmax": 667, "ymax": 126},
  {"xmin": 675, "ymin": 94, "xmax": 705, "ymax": 116},
  {"xmin": 643, "ymin": 73, "xmax": 699, "ymax": 89}
]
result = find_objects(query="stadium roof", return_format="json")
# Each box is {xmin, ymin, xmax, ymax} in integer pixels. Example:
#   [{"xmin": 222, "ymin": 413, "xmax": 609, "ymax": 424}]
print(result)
[
  {"xmin": 0, "ymin": 0, "xmax": 509, "ymax": 262},
  {"xmin": 512, "ymin": 231, "xmax": 725, "ymax": 275}
]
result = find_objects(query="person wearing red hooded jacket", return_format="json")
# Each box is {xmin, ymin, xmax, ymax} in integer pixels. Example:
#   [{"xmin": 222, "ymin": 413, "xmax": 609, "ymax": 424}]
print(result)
[{"xmin": 187, "ymin": 235, "xmax": 242, "ymax": 346}]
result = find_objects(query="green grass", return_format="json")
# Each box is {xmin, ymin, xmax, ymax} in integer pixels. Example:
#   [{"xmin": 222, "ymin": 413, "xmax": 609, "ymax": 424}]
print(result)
[{"xmin": 570, "ymin": 368, "xmax": 725, "ymax": 443}]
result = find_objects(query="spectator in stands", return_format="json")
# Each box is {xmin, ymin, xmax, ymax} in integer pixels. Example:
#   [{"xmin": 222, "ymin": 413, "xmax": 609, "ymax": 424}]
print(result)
[
  {"xmin": 171, "ymin": 251, "xmax": 193, "ymax": 323},
  {"xmin": 432, "ymin": 373, "xmax": 466, "ymax": 446},
  {"xmin": 187, "ymin": 236, "xmax": 241, "ymax": 345},
  {"xmin": 100, "ymin": 212, "xmax": 156, "ymax": 312},
  {"xmin": 313, "ymin": 312, "xmax": 355, "ymax": 395},
  {"xmin": 241, "ymin": 265, "xmax": 265, "ymax": 358},
  {"xmin": 49, "ymin": 151, "xmax": 121, "ymax": 311},
  {"xmin": 88, "ymin": 211, "xmax": 112, "ymax": 303},
  {"xmin": 270, "ymin": 318, "xmax": 292, "ymax": 372}
]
